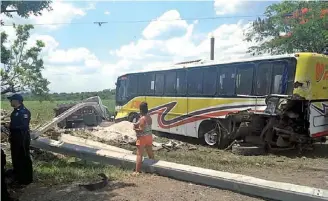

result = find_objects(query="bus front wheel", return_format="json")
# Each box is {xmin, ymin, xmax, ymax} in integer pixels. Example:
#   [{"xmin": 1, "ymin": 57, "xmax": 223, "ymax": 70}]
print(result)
[
  {"xmin": 201, "ymin": 121, "xmax": 229, "ymax": 149},
  {"xmin": 128, "ymin": 113, "xmax": 140, "ymax": 123}
]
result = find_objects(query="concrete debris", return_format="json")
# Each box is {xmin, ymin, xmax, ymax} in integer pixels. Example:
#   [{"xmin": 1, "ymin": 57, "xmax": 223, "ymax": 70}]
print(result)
[
  {"xmin": 60, "ymin": 134, "xmax": 133, "ymax": 154},
  {"xmin": 152, "ymin": 140, "xmax": 197, "ymax": 151},
  {"xmin": 88, "ymin": 121, "xmax": 158, "ymax": 145},
  {"xmin": 0, "ymin": 109, "xmax": 10, "ymax": 121}
]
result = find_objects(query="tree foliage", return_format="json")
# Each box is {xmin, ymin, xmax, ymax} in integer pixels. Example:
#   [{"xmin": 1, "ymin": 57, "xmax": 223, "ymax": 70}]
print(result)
[
  {"xmin": 1, "ymin": 1, "xmax": 53, "ymax": 97},
  {"xmin": 0, "ymin": 1, "xmax": 52, "ymax": 17},
  {"xmin": 1, "ymin": 24, "xmax": 50, "ymax": 96},
  {"xmin": 245, "ymin": 1, "xmax": 328, "ymax": 55}
]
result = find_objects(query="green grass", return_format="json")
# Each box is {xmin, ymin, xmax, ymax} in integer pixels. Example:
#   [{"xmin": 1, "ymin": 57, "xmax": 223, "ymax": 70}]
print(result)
[
  {"xmin": 2, "ymin": 147, "xmax": 128, "ymax": 185},
  {"xmin": 32, "ymin": 152, "xmax": 128, "ymax": 185}
]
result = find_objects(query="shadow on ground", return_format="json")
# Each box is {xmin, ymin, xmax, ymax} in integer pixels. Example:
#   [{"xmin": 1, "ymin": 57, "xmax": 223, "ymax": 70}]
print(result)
[{"xmin": 18, "ymin": 181, "xmax": 136, "ymax": 201}]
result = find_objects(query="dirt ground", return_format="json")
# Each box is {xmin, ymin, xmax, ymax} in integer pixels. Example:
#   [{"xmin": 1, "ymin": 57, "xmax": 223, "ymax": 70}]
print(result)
[{"xmin": 18, "ymin": 174, "xmax": 265, "ymax": 201}]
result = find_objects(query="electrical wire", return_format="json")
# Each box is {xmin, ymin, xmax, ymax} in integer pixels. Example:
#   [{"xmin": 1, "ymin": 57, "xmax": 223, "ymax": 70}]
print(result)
[{"xmin": 1, "ymin": 14, "xmax": 265, "ymax": 27}]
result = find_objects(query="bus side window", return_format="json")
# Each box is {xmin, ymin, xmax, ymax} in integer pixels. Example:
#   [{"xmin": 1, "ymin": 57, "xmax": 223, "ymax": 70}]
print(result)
[
  {"xmin": 218, "ymin": 65, "xmax": 236, "ymax": 96},
  {"xmin": 137, "ymin": 73, "xmax": 145, "ymax": 96},
  {"xmin": 271, "ymin": 62, "xmax": 286, "ymax": 94},
  {"xmin": 164, "ymin": 71, "xmax": 177, "ymax": 96},
  {"xmin": 177, "ymin": 70, "xmax": 187, "ymax": 96},
  {"xmin": 235, "ymin": 63, "xmax": 254, "ymax": 95},
  {"xmin": 187, "ymin": 68, "xmax": 203, "ymax": 96},
  {"xmin": 255, "ymin": 63, "xmax": 272, "ymax": 95},
  {"xmin": 155, "ymin": 73, "xmax": 164, "ymax": 95},
  {"xmin": 286, "ymin": 59, "xmax": 297, "ymax": 95},
  {"xmin": 203, "ymin": 67, "xmax": 217, "ymax": 96},
  {"xmin": 144, "ymin": 73, "xmax": 155, "ymax": 95},
  {"xmin": 127, "ymin": 75, "xmax": 138, "ymax": 96}
]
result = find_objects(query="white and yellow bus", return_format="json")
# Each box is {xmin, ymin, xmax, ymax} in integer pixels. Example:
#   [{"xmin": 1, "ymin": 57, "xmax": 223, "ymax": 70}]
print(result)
[{"xmin": 115, "ymin": 52, "xmax": 328, "ymax": 149}]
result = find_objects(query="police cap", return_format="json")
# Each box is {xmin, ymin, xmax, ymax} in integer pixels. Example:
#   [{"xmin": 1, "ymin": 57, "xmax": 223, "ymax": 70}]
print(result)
[{"xmin": 7, "ymin": 94, "xmax": 24, "ymax": 102}]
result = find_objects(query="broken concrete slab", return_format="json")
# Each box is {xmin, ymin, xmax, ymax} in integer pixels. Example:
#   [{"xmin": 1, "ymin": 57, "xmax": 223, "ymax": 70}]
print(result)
[
  {"xmin": 60, "ymin": 134, "xmax": 133, "ymax": 154},
  {"xmin": 30, "ymin": 137, "xmax": 328, "ymax": 201}
]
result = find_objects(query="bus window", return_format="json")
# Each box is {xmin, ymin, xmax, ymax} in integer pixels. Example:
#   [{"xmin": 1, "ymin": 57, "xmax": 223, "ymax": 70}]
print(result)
[
  {"xmin": 286, "ymin": 59, "xmax": 296, "ymax": 94},
  {"xmin": 235, "ymin": 63, "xmax": 254, "ymax": 95},
  {"xmin": 127, "ymin": 75, "xmax": 138, "ymax": 96},
  {"xmin": 177, "ymin": 70, "xmax": 187, "ymax": 95},
  {"xmin": 272, "ymin": 61, "xmax": 286, "ymax": 94},
  {"xmin": 203, "ymin": 67, "xmax": 217, "ymax": 96},
  {"xmin": 144, "ymin": 73, "xmax": 155, "ymax": 95},
  {"xmin": 255, "ymin": 63, "xmax": 272, "ymax": 95},
  {"xmin": 137, "ymin": 73, "xmax": 145, "ymax": 95},
  {"xmin": 116, "ymin": 78, "xmax": 127, "ymax": 104},
  {"xmin": 155, "ymin": 73, "xmax": 164, "ymax": 95},
  {"xmin": 218, "ymin": 66, "xmax": 236, "ymax": 96},
  {"xmin": 188, "ymin": 68, "xmax": 203, "ymax": 95},
  {"xmin": 164, "ymin": 71, "xmax": 177, "ymax": 95}
]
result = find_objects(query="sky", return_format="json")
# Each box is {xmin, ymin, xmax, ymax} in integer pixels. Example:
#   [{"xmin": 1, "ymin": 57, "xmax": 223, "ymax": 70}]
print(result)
[{"xmin": 1, "ymin": 0, "xmax": 277, "ymax": 93}]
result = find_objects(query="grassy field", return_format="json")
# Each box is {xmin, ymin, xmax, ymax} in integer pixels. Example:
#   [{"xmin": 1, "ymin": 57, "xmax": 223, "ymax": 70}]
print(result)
[{"xmin": 1, "ymin": 100, "xmax": 328, "ymax": 188}]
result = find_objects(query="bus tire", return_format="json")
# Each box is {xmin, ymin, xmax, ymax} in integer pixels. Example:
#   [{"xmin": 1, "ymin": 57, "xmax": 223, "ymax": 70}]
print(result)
[
  {"xmin": 199, "ymin": 120, "xmax": 229, "ymax": 149},
  {"xmin": 128, "ymin": 113, "xmax": 140, "ymax": 123}
]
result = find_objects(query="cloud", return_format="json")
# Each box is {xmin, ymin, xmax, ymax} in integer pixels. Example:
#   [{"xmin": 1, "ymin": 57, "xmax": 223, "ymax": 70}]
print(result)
[
  {"xmin": 2, "ymin": 8, "xmax": 259, "ymax": 93},
  {"xmin": 104, "ymin": 11, "xmax": 110, "ymax": 15},
  {"xmin": 142, "ymin": 10, "xmax": 189, "ymax": 39},
  {"xmin": 108, "ymin": 11, "xmax": 257, "ymax": 88},
  {"xmin": 214, "ymin": 0, "xmax": 243, "ymax": 15}
]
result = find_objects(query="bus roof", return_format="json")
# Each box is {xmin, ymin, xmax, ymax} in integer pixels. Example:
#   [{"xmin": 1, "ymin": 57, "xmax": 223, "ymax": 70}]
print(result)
[{"xmin": 117, "ymin": 52, "xmax": 315, "ymax": 78}]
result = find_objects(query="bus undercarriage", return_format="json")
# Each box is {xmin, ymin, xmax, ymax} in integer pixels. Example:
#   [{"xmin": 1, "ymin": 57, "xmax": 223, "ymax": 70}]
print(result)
[{"xmin": 203, "ymin": 95, "xmax": 327, "ymax": 154}]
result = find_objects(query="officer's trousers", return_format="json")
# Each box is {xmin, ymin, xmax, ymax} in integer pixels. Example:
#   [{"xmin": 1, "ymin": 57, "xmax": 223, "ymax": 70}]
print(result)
[
  {"xmin": 10, "ymin": 130, "xmax": 33, "ymax": 185},
  {"xmin": 1, "ymin": 149, "xmax": 11, "ymax": 201}
]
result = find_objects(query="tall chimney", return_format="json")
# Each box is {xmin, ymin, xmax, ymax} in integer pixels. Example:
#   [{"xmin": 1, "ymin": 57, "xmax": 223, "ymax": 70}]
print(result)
[{"xmin": 210, "ymin": 35, "xmax": 215, "ymax": 60}]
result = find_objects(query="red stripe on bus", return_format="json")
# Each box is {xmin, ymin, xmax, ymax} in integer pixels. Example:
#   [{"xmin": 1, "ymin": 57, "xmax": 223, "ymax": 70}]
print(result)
[
  {"xmin": 311, "ymin": 130, "xmax": 328, "ymax": 138},
  {"xmin": 153, "ymin": 109, "xmax": 264, "ymax": 129}
]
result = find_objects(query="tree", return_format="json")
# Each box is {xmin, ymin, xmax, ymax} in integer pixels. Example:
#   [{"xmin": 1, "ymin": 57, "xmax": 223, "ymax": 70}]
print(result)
[
  {"xmin": 244, "ymin": 1, "xmax": 328, "ymax": 55},
  {"xmin": 1, "ymin": 24, "xmax": 50, "ymax": 96},
  {"xmin": 1, "ymin": 1, "xmax": 52, "ymax": 97},
  {"xmin": 1, "ymin": 1, "xmax": 52, "ymax": 20}
]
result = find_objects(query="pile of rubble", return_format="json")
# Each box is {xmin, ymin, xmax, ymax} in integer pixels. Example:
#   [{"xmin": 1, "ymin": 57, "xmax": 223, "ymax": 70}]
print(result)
[{"xmin": 1, "ymin": 109, "xmax": 10, "ymax": 142}]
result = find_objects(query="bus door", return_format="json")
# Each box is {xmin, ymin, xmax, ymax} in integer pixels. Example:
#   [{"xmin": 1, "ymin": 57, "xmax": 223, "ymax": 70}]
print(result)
[{"xmin": 309, "ymin": 101, "xmax": 328, "ymax": 138}]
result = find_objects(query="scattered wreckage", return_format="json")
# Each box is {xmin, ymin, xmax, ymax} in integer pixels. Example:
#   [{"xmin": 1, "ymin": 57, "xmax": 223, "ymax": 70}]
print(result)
[{"xmin": 204, "ymin": 95, "xmax": 328, "ymax": 155}]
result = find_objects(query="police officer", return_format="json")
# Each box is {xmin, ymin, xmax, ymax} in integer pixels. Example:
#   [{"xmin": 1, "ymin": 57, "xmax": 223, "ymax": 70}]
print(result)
[{"xmin": 7, "ymin": 94, "xmax": 33, "ymax": 187}]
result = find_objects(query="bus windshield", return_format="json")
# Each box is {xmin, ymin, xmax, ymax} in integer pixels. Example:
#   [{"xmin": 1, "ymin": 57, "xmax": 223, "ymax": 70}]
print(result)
[{"xmin": 116, "ymin": 76, "xmax": 128, "ymax": 105}]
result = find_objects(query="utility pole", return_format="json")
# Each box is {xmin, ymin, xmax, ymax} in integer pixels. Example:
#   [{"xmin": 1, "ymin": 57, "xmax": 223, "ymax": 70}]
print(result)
[{"xmin": 210, "ymin": 34, "xmax": 215, "ymax": 60}]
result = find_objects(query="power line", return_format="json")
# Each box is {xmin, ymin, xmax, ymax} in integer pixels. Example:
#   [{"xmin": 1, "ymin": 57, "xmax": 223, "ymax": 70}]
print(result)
[{"xmin": 1, "ymin": 14, "xmax": 265, "ymax": 27}]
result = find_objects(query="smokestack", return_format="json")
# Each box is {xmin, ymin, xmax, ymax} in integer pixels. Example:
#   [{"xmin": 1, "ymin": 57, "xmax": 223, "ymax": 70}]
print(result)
[{"xmin": 210, "ymin": 35, "xmax": 215, "ymax": 60}]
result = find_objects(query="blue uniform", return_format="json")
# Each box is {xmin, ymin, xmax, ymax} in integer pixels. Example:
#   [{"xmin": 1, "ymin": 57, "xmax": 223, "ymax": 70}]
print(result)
[
  {"xmin": 9, "ymin": 104, "xmax": 33, "ymax": 185},
  {"xmin": 10, "ymin": 105, "xmax": 31, "ymax": 131}
]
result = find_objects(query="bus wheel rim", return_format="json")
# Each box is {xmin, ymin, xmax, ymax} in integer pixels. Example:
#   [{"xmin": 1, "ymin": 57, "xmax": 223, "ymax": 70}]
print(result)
[{"xmin": 204, "ymin": 131, "xmax": 218, "ymax": 146}]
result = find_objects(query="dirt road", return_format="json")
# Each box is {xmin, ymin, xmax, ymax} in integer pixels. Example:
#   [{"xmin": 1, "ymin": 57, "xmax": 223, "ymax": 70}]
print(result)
[{"xmin": 19, "ymin": 174, "xmax": 264, "ymax": 201}]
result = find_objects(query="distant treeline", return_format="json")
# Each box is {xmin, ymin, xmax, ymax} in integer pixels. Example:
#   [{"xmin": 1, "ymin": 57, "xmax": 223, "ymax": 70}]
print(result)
[{"xmin": 1, "ymin": 89, "xmax": 116, "ymax": 101}]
